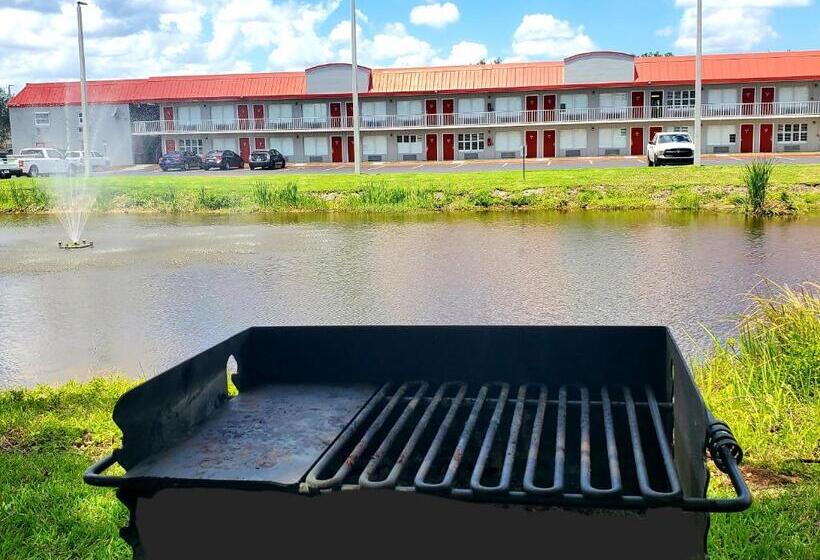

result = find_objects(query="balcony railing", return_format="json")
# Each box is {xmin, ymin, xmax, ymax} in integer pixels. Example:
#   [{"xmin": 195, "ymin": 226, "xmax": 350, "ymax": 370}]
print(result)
[{"xmin": 131, "ymin": 101, "xmax": 820, "ymax": 135}]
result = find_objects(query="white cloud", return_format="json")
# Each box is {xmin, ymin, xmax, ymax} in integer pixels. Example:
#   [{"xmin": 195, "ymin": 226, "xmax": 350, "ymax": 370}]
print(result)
[
  {"xmin": 672, "ymin": 0, "xmax": 811, "ymax": 52},
  {"xmin": 655, "ymin": 26, "xmax": 675, "ymax": 38},
  {"xmin": 365, "ymin": 23, "xmax": 437, "ymax": 67},
  {"xmin": 432, "ymin": 41, "xmax": 489, "ymax": 66},
  {"xmin": 409, "ymin": 2, "xmax": 460, "ymax": 28},
  {"xmin": 511, "ymin": 14, "xmax": 596, "ymax": 60}
]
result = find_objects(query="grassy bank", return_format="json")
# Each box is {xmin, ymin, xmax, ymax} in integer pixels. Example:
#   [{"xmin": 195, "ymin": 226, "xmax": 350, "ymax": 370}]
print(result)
[
  {"xmin": 1, "ymin": 164, "xmax": 819, "ymax": 214},
  {"xmin": 1, "ymin": 283, "xmax": 818, "ymax": 559}
]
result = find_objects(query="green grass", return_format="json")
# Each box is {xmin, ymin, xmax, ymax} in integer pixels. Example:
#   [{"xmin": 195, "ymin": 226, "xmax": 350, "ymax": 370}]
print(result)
[
  {"xmin": 1, "ymin": 164, "xmax": 819, "ymax": 214},
  {"xmin": 0, "ymin": 283, "xmax": 817, "ymax": 559}
]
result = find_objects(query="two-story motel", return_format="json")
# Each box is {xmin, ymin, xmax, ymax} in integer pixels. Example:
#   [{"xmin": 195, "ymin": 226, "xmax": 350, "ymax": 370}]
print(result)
[{"xmin": 8, "ymin": 50, "xmax": 820, "ymax": 167}]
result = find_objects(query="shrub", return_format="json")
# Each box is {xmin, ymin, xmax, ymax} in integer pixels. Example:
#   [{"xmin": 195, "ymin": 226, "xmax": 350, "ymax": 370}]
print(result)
[
  {"xmin": 743, "ymin": 158, "xmax": 774, "ymax": 214},
  {"xmin": 253, "ymin": 180, "xmax": 274, "ymax": 208},
  {"xmin": 197, "ymin": 185, "xmax": 237, "ymax": 210}
]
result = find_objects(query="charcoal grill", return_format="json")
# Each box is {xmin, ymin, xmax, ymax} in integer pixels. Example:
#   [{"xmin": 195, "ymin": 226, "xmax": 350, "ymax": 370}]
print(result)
[{"xmin": 85, "ymin": 326, "xmax": 750, "ymax": 560}]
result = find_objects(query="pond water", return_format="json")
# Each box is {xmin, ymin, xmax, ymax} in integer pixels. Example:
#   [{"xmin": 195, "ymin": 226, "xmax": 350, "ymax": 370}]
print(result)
[{"xmin": 1, "ymin": 211, "xmax": 817, "ymax": 388}]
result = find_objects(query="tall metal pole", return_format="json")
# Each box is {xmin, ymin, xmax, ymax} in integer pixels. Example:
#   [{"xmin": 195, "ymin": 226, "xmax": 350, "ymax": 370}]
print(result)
[
  {"xmin": 694, "ymin": 0, "xmax": 703, "ymax": 166},
  {"xmin": 77, "ymin": 2, "xmax": 91, "ymax": 177},
  {"xmin": 350, "ymin": 0, "xmax": 361, "ymax": 175}
]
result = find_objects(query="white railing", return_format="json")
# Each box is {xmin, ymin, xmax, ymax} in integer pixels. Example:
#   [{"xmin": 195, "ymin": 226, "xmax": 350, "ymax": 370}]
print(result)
[{"xmin": 131, "ymin": 101, "xmax": 820, "ymax": 135}]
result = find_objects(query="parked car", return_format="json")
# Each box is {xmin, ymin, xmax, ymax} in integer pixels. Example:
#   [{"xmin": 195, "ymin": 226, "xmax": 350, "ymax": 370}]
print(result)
[
  {"xmin": 647, "ymin": 133, "xmax": 695, "ymax": 166},
  {"xmin": 0, "ymin": 151, "xmax": 24, "ymax": 179},
  {"xmin": 11, "ymin": 148, "xmax": 77, "ymax": 177},
  {"xmin": 249, "ymin": 149, "xmax": 286, "ymax": 170},
  {"xmin": 203, "ymin": 150, "xmax": 244, "ymax": 171},
  {"xmin": 66, "ymin": 150, "xmax": 111, "ymax": 171},
  {"xmin": 159, "ymin": 151, "xmax": 203, "ymax": 172}
]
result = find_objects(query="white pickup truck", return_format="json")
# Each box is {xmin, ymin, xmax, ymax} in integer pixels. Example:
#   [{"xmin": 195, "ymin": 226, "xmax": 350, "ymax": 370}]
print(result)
[
  {"xmin": 647, "ymin": 133, "xmax": 696, "ymax": 166},
  {"xmin": 0, "ymin": 151, "xmax": 24, "ymax": 178},
  {"xmin": 7, "ymin": 148, "xmax": 79, "ymax": 177}
]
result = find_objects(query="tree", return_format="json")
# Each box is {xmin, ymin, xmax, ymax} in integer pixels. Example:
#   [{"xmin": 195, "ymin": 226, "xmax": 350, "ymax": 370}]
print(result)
[
  {"xmin": 0, "ymin": 89, "xmax": 10, "ymax": 150},
  {"xmin": 640, "ymin": 51, "xmax": 674, "ymax": 57}
]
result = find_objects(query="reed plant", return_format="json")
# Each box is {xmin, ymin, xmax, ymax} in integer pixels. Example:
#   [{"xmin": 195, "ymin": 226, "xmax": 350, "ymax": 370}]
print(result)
[{"xmin": 743, "ymin": 159, "xmax": 774, "ymax": 214}]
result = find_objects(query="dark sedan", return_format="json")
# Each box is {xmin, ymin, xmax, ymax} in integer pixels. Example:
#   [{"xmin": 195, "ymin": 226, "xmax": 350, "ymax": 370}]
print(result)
[
  {"xmin": 159, "ymin": 151, "xmax": 202, "ymax": 171},
  {"xmin": 203, "ymin": 150, "xmax": 244, "ymax": 170},
  {"xmin": 249, "ymin": 149, "xmax": 287, "ymax": 170}
]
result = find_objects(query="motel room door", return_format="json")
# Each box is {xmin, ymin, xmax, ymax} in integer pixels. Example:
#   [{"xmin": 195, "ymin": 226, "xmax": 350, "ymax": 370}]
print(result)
[
  {"xmin": 163, "ymin": 107, "xmax": 175, "ymax": 131},
  {"xmin": 254, "ymin": 138, "xmax": 266, "ymax": 150},
  {"xmin": 525, "ymin": 130, "xmax": 538, "ymax": 158},
  {"xmin": 443, "ymin": 133, "xmax": 455, "ymax": 161},
  {"xmin": 330, "ymin": 103, "xmax": 342, "ymax": 127},
  {"xmin": 760, "ymin": 124, "xmax": 774, "ymax": 153},
  {"xmin": 526, "ymin": 96, "xmax": 538, "ymax": 122},
  {"xmin": 331, "ymin": 136, "xmax": 343, "ymax": 163},
  {"xmin": 238, "ymin": 138, "xmax": 251, "ymax": 162},
  {"xmin": 426, "ymin": 134, "xmax": 438, "ymax": 161},
  {"xmin": 347, "ymin": 136, "xmax": 355, "ymax": 163},
  {"xmin": 237, "ymin": 105, "xmax": 249, "ymax": 130},
  {"xmin": 543, "ymin": 130, "xmax": 556, "ymax": 158},
  {"xmin": 649, "ymin": 127, "xmax": 663, "ymax": 143},
  {"xmin": 165, "ymin": 138, "xmax": 176, "ymax": 153},
  {"xmin": 630, "ymin": 127, "xmax": 644, "ymax": 156},
  {"xmin": 740, "ymin": 124, "xmax": 754, "ymax": 153}
]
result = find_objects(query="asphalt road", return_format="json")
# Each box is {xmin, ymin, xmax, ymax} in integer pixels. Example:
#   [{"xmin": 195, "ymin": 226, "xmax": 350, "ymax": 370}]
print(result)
[{"xmin": 106, "ymin": 153, "xmax": 820, "ymax": 177}]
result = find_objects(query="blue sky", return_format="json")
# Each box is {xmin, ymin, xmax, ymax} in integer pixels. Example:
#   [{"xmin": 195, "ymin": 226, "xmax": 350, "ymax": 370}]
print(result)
[{"xmin": 1, "ymin": 0, "xmax": 817, "ymax": 88}]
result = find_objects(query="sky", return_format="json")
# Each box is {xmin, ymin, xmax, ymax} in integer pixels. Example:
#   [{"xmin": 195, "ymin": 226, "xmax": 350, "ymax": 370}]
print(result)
[{"xmin": 1, "ymin": 0, "xmax": 818, "ymax": 90}]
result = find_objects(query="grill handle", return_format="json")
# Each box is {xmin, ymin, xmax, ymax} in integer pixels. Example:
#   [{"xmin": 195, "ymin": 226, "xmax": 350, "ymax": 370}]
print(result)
[{"xmin": 84, "ymin": 449, "xmax": 125, "ymax": 488}]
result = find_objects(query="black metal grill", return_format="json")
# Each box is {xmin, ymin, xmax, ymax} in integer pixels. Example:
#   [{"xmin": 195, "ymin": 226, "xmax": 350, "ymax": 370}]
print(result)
[{"xmin": 664, "ymin": 148, "xmax": 694, "ymax": 158}]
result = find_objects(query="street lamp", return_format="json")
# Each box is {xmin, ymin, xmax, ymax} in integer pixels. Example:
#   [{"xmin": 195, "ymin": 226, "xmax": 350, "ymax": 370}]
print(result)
[
  {"xmin": 350, "ymin": 0, "xmax": 361, "ymax": 175},
  {"xmin": 77, "ymin": 1, "xmax": 91, "ymax": 177},
  {"xmin": 694, "ymin": 0, "xmax": 703, "ymax": 166}
]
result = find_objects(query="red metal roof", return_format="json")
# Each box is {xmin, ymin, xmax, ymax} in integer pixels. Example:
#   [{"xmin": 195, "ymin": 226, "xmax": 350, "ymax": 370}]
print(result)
[{"xmin": 9, "ymin": 50, "xmax": 819, "ymax": 107}]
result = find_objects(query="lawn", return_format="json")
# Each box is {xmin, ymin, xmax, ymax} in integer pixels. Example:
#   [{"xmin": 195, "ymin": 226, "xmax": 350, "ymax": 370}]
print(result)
[
  {"xmin": 1, "ymin": 163, "xmax": 818, "ymax": 214},
  {"xmin": 0, "ymin": 283, "xmax": 818, "ymax": 559}
]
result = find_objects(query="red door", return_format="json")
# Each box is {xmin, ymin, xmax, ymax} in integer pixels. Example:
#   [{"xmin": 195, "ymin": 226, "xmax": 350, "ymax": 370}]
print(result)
[
  {"xmin": 544, "ymin": 95, "xmax": 556, "ymax": 121},
  {"xmin": 346, "ymin": 102, "xmax": 354, "ymax": 127},
  {"xmin": 164, "ymin": 138, "xmax": 175, "ymax": 153},
  {"xmin": 163, "ymin": 107, "xmax": 175, "ymax": 131},
  {"xmin": 443, "ymin": 133, "xmax": 455, "ymax": 161},
  {"xmin": 649, "ymin": 126, "xmax": 663, "ymax": 143},
  {"xmin": 254, "ymin": 137, "xmax": 266, "ymax": 150},
  {"xmin": 237, "ymin": 105, "xmax": 249, "ymax": 130},
  {"xmin": 347, "ymin": 136, "xmax": 355, "ymax": 162},
  {"xmin": 762, "ymin": 87, "xmax": 775, "ymax": 115},
  {"xmin": 525, "ymin": 130, "xmax": 538, "ymax": 158},
  {"xmin": 760, "ymin": 124, "xmax": 773, "ymax": 153},
  {"xmin": 543, "ymin": 130, "xmax": 556, "ymax": 158},
  {"xmin": 631, "ymin": 92, "xmax": 645, "ymax": 119},
  {"xmin": 330, "ymin": 103, "xmax": 342, "ymax": 128},
  {"xmin": 443, "ymin": 99, "xmax": 454, "ymax": 125},
  {"xmin": 253, "ymin": 105, "xmax": 264, "ymax": 129},
  {"xmin": 331, "ymin": 136, "xmax": 343, "ymax": 163},
  {"xmin": 740, "ymin": 124, "xmax": 754, "ymax": 153},
  {"xmin": 425, "ymin": 99, "xmax": 437, "ymax": 126},
  {"xmin": 526, "ymin": 96, "xmax": 538, "ymax": 122},
  {"xmin": 239, "ymin": 137, "xmax": 250, "ymax": 162},
  {"xmin": 426, "ymin": 134, "xmax": 438, "ymax": 161},
  {"xmin": 742, "ymin": 88, "xmax": 755, "ymax": 115},
  {"xmin": 630, "ymin": 127, "xmax": 644, "ymax": 156}
]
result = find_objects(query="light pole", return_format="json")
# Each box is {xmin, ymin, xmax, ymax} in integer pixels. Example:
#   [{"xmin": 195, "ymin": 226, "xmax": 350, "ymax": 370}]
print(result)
[
  {"xmin": 694, "ymin": 0, "xmax": 703, "ymax": 166},
  {"xmin": 6, "ymin": 85, "xmax": 13, "ymax": 97},
  {"xmin": 77, "ymin": 1, "xmax": 91, "ymax": 177},
  {"xmin": 350, "ymin": 0, "xmax": 361, "ymax": 175}
]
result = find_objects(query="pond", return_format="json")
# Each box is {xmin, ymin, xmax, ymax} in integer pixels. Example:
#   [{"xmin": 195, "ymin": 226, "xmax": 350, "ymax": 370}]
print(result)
[{"xmin": 1, "ymin": 211, "xmax": 817, "ymax": 387}]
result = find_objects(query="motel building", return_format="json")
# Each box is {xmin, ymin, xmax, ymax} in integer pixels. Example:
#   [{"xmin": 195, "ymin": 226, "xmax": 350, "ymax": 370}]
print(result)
[{"xmin": 8, "ymin": 50, "xmax": 820, "ymax": 167}]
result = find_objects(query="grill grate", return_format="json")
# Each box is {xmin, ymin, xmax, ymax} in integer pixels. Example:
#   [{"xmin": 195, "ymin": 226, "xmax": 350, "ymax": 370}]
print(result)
[{"xmin": 305, "ymin": 382, "xmax": 695, "ymax": 507}]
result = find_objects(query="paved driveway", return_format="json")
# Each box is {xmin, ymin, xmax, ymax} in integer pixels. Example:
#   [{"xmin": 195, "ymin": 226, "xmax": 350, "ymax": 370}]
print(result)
[{"xmin": 107, "ymin": 153, "xmax": 820, "ymax": 177}]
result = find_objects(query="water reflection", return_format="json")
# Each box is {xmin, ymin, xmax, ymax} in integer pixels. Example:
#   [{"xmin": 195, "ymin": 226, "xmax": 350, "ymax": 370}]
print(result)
[{"xmin": 0, "ymin": 211, "xmax": 817, "ymax": 387}]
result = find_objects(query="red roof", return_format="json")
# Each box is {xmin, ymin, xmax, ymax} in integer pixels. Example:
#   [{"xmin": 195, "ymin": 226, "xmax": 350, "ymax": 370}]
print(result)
[{"xmin": 9, "ymin": 50, "xmax": 819, "ymax": 108}]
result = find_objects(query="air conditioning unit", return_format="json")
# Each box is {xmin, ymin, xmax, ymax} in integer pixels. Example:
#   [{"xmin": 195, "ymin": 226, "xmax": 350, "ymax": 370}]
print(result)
[
  {"xmin": 565, "ymin": 149, "xmax": 581, "ymax": 157},
  {"xmin": 309, "ymin": 156, "xmax": 324, "ymax": 163},
  {"xmin": 402, "ymin": 154, "xmax": 418, "ymax": 161},
  {"xmin": 712, "ymin": 146, "xmax": 730, "ymax": 154},
  {"xmin": 367, "ymin": 155, "xmax": 382, "ymax": 162},
  {"xmin": 464, "ymin": 153, "xmax": 479, "ymax": 160},
  {"xmin": 784, "ymin": 144, "xmax": 801, "ymax": 152},
  {"xmin": 499, "ymin": 151, "xmax": 517, "ymax": 159},
  {"xmin": 604, "ymin": 149, "xmax": 621, "ymax": 156}
]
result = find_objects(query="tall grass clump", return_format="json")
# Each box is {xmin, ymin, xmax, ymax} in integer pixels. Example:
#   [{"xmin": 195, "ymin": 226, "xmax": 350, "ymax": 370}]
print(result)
[
  {"xmin": 743, "ymin": 158, "xmax": 774, "ymax": 215},
  {"xmin": 695, "ymin": 282, "xmax": 820, "ymax": 468},
  {"xmin": 197, "ymin": 184, "xmax": 238, "ymax": 210},
  {"xmin": 253, "ymin": 180, "xmax": 274, "ymax": 208}
]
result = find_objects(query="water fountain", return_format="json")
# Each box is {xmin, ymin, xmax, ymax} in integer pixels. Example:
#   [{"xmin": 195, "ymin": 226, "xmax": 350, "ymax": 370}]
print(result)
[{"xmin": 55, "ymin": 172, "xmax": 95, "ymax": 249}]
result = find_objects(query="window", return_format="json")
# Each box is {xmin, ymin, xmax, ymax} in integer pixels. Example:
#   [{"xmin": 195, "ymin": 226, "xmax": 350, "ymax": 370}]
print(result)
[
  {"xmin": 495, "ymin": 97, "xmax": 523, "ymax": 113},
  {"xmin": 177, "ymin": 106, "xmax": 201, "ymax": 125},
  {"xmin": 494, "ymin": 131, "xmax": 522, "ymax": 152},
  {"xmin": 268, "ymin": 104, "xmax": 294, "ymax": 123},
  {"xmin": 598, "ymin": 128, "xmax": 627, "ymax": 149},
  {"xmin": 457, "ymin": 133, "xmax": 485, "ymax": 151},
  {"xmin": 211, "ymin": 105, "xmax": 235, "ymax": 124},
  {"xmin": 363, "ymin": 135, "xmax": 388, "ymax": 155},
  {"xmin": 559, "ymin": 94, "xmax": 588, "ymax": 111},
  {"xmin": 304, "ymin": 136, "xmax": 328, "ymax": 157},
  {"xmin": 457, "ymin": 98, "xmax": 484, "ymax": 114},
  {"xmin": 670, "ymin": 126, "xmax": 690, "ymax": 134},
  {"xmin": 777, "ymin": 86, "xmax": 809, "ymax": 103},
  {"xmin": 707, "ymin": 89, "xmax": 738, "ymax": 105},
  {"xmin": 269, "ymin": 137, "xmax": 295, "ymax": 156},
  {"xmin": 178, "ymin": 138, "xmax": 204, "ymax": 155},
  {"xmin": 706, "ymin": 125, "xmax": 737, "ymax": 145},
  {"xmin": 361, "ymin": 101, "xmax": 387, "ymax": 117},
  {"xmin": 34, "ymin": 112, "xmax": 50, "ymax": 126},
  {"xmin": 559, "ymin": 129, "xmax": 587, "ymax": 150},
  {"xmin": 666, "ymin": 90, "xmax": 696, "ymax": 107},
  {"xmin": 20, "ymin": 149, "xmax": 44, "ymax": 158},
  {"xmin": 777, "ymin": 123, "xmax": 808, "ymax": 143},
  {"xmin": 211, "ymin": 137, "xmax": 236, "ymax": 151},
  {"xmin": 599, "ymin": 93, "xmax": 628, "ymax": 108},
  {"xmin": 396, "ymin": 100, "xmax": 423, "ymax": 116},
  {"xmin": 302, "ymin": 103, "xmax": 327, "ymax": 121},
  {"xmin": 46, "ymin": 149, "xmax": 63, "ymax": 159},
  {"xmin": 397, "ymin": 134, "xmax": 423, "ymax": 154}
]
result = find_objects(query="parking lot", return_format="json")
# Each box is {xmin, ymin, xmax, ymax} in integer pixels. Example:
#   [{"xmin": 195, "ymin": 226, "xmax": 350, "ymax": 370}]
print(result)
[{"xmin": 107, "ymin": 152, "xmax": 820, "ymax": 176}]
